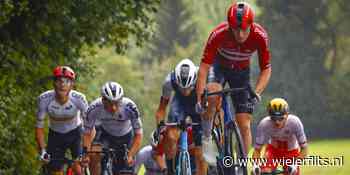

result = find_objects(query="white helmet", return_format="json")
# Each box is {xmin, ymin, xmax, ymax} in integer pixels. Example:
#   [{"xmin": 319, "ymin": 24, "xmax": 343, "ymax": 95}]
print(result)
[
  {"xmin": 101, "ymin": 81, "xmax": 124, "ymax": 101},
  {"xmin": 174, "ymin": 58, "xmax": 198, "ymax": 88}
]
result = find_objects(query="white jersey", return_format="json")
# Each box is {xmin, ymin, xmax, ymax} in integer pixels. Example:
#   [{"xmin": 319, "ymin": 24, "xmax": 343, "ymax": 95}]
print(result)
[
  {"xmin": 36, "ymin": 90, "xmax": 88, "ymax": 134},
  {"xmin": 84, "ymin": 97, "xmax": 142, "ymax": 137},
  {"xmin": 255, "ymin": 114, "xmax": 307, "ymax": 150},
  {"xmin": 135, "ymin": 145, "xmax": 165, "ymax": 175}
]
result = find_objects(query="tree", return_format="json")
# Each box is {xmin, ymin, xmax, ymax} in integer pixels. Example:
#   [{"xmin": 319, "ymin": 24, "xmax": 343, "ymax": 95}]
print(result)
[
  {"xmin": 144, "ymin": 0, "xmax": 197, "ymax": 63},
  {"xmin": 0, "ymin": 0, "xmax": 160, "ymax": 174},
  {"xmin": 256, "ymin": 0, "xmax": 350, "ymax": 137}
]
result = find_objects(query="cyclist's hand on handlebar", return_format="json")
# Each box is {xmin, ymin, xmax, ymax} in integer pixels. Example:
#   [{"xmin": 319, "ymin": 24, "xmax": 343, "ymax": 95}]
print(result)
[
  {"xmin": 255, "ymin": 92, "xmax": 261, "ymax": 102},
  {"xmin": 81, "ymin": 154, "xmax": 90, "ymax": 167},
  {"xmin": 126, "ymin": 155, "xmax": 134, "ymax": 166},
  {"xmin": 80, "ymin": 147, "xmax": 90, "ymax": 167},
  {"xmin": 39, "ymin": 149, "xmax": 50, "ymax": 163},
  {"xmin": 195, "ymin": 102, "xmax": 206, "ymax": 114},
  {"xmin": 154, "ymin": 120, "xmax": 165, "ymax": 143}
]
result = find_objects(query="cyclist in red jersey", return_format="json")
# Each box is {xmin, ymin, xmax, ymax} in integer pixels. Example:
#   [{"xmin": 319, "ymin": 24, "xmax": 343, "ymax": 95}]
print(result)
[
  {"xmin": 151, "ymin": 126, "xmax": 196, "ymax": 175},
  {"xmin": 195, "ymin": 2, "xmax": 271, "ymax": 154}
]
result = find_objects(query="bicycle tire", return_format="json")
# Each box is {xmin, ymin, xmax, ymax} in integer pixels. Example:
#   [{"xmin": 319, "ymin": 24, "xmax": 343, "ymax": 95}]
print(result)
[
  {"xmin": 83, "ymin": 166, "xmax": 91, "ymax": 175},
  {"xmin": 101, "ymin": 156, "xmax": 112, "ymax": 175},
  {"xmin": 227, "ymin": 120, "xmax": 248, "ymax": 175},
  {"xmin": 176, "ymin": 151, "xmax": 192, "ymax": 175}
]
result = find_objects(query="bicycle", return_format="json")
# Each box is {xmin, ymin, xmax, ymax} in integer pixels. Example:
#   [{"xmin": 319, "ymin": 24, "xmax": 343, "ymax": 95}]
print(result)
[
  {"xmin": 40, "ymin": 157, "xmax": 91, "ymax": 175},
  {"xmin": 164, "ymin": 117, "xmax": 199, "ymax": 175},
  {"xmin": 202, "ymin": 85, "xmax": 258, "ymax": 175},
  {"xmin": 87, "ymin": 144, "xmax": 132, "ymax": 175}
]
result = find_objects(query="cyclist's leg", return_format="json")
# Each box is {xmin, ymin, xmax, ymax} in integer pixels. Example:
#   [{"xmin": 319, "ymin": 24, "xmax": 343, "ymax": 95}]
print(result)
[
  {"xmin": 166, "ymin": 96, "xmax": 184, "ymax": 159},
  {"xmin": 47, "ymin": 129, "xmax": 66, "ymax": 175},
  {"xmin": 89, "ymin": 125, "xmax": 103, "ymax": 175},
  {"xmin": 190, "ymin": 114, "xmax": 208, "ymax": 175},
  {"xmin": 68, "ymin": 126, "xmax": 83, "ymax": 175},
  {"xmin": 202, "ymin": 64, "xmax": 225, "ymax": 138},
  {"xmin": 261, "ymin": 145, "xmax": 278, "ymax": 173},
  {"xmin": 226, "ymin": 68, "xmax": 254, "ymax": 154},
  {"xmin": 99, "ymin": 129, "xmax": 113, "ymax": 175}
]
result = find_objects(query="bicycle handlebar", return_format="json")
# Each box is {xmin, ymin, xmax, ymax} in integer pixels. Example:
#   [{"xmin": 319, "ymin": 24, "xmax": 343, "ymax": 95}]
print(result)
[{"xmin": 202, "ymin": 85, "xmax": 259, "ymax": 108}]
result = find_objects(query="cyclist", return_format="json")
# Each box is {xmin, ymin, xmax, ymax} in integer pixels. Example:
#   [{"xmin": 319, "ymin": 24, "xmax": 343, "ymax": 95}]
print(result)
[
  {"xmin": 155, "ymin": 58, "xmax": 211, "ymax": 175},
  {"xmin": 195, "ymin": 1, "xmax": 271, "ymax": 154},
  {"xmin": 82, "ymin": 81, "xmax": 143, "ymax": 175},
  {"xmin": 252, "ymin": 98, "xmax": 308, "ymax": 175},
  {"xmin": 134, "ymin": 131, "xmax": 169, "ymax": 175},
  {"xmin": 35, "ymin": 66, "xmax": 88, "ymax": 175}
]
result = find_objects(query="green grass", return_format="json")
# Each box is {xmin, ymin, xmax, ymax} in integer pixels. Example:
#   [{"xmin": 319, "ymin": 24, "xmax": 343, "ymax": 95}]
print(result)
[
  {"xmin": 301, "ymin": 139, "xmax": 349, "ymax": 175},
  {"xmin": 137, "ymin": 139, "xmax": 350, "ymax": 175}
]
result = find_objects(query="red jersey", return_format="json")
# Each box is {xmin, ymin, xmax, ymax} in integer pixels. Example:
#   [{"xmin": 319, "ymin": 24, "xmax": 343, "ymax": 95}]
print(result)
[{"xmin": 202, "ymin": 22, "xmax": 271, "ymax": 70}]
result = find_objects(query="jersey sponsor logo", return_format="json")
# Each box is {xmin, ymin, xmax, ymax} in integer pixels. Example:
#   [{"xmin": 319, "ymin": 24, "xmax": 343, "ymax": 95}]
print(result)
[
  {"xmin": 65, "ymin": 104, "xmax": 73, "ymax": 110},
  {"xmin": 51, "ymin": 105, "xmax": 60, "ymax": 109},
  {"xmin": 125, "ymin": 102, "xmax": 140, "ymax": 119}
]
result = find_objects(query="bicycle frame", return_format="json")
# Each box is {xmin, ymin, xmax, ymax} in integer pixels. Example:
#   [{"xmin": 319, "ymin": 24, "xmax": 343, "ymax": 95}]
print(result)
[
  {"xmin": 89, "ymin": 144, "xmax": 130, "ymax": 175},
  {"xmin": 165, "ymin": 119, "xmax": 197, "ymax": 175},
  {"xmin": 205, "ymin": 87, "xmax": 252, "ymax": 175},
  {"xmin": 176, "ymin": 127, "xmax": 191, "ymax": 175}
]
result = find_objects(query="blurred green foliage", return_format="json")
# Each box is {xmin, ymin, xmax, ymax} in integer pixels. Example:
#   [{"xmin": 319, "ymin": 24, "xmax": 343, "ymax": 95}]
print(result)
[
  {"xmin": 0, "ymin": 0, "xmax": 160, "ymax": 174},
  {"xmin": 1, "ymin": 0, "xmax": 350, "ymax": 174}
]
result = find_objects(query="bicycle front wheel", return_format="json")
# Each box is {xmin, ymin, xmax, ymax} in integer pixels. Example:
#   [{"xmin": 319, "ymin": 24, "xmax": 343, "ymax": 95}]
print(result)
[
  {"xmin": 226, "ymin": 120, "xmax": 248, "ymax": 175},
  {"xmin": 176, "ymin": 151, "xmax": 191, "ymax": 175}
]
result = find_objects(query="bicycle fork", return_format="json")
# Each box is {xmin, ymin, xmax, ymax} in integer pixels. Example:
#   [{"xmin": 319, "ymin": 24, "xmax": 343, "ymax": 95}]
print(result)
[{"xmin": 176, "ymin": 130, "xmax": 191, "ymax": 175}]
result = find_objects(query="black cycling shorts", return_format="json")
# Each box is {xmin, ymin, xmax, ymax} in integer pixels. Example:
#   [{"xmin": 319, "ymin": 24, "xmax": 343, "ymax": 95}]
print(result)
[
  {"xmin": 47, "ymin": 126, "xmax": 82, "ymax": 170},
  {"xmin": 208, "ymin": 63, "xmax": 256, "ymax": 114},
  {"xmin": 168, "ymin": 96, "xmax": 203, "ymax": 146},
  {"xmin": 99, "ymin": 128, "xmax": 134, "ymax": 174}
]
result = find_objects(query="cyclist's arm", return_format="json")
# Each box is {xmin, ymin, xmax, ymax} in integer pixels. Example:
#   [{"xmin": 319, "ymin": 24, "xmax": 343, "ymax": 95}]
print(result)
[
  {"xmin": 35, "ymin": 128, "xmax": 46, "ymax": 151},
  {"xmin": 129, "ymin": 132, "xmax": 143, "ymax": 158},
  {"xmin": 196, "ymin": 62, "xmax": 211, "ymax": 102},
  {"xmin": 127, "ymin": 101, "xmax": 143, "ymax": 157},
  {"xmin": 255, "ymin": 29, "xmax": 271, "ymax": 95},
  {"xmin": 82, "ymin": 104, "xmax": 98, "ymax": 150},
  {"xmin": 299, "ymin": 146, "xmax": 308, "ymax": 159},
  {"xmin": 255, "ymin": 67, "xmax": 271, "ymax": 95},
  {"xmin": 155, "ymin": 74, "xmax": 173, "ymax": 123},
  {"xmin": 83, "ymin": 128, "xmax": 95, "ymax": 151},
  {"xmin": 77, "ymin": 93, "xmax": 89, "ymax": 119},
  {"xmin": 36, "ymin": 96, "xmax": 47, "ymax": 151},
  {"xmin": 294, "ymin": 116, "xmax": 308, "ymax": 159},
  {"xmin": 155, "ymin": 96, "xmax": 170, "ymax": 124}
]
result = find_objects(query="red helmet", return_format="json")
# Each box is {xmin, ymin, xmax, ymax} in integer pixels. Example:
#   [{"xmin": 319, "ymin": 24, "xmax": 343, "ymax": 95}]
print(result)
[
  {"xmin": 227, "ymin": 2, "xmax": 254, "ymax": 30},
  {"xmin": 53, "ymin": 66, "xmax": 76, "ymax": 80}
]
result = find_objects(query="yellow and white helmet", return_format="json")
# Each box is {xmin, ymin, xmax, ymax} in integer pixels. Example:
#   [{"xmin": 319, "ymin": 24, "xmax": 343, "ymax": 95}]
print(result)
[{"xmin": 267, "ymin": 98, "xmax": 289, "ymax": 117}]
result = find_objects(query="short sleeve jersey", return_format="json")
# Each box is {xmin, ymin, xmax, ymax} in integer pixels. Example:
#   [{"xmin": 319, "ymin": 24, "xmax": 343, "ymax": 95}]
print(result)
[
  {"xmin": 36, "ymin": 90, "xmax": 88, "ymax": 134},
  {"xmin": 84, "ymin": 97, "xmax": 142, "ymax": 137},
  {"xmin": 202, "ymin": 22, "xmax": 271, "ymax": 70},
  {"xmin": 255, "ymin": 114, "xmax": 307, "ymax": 150}
]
